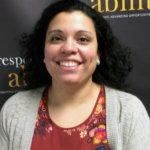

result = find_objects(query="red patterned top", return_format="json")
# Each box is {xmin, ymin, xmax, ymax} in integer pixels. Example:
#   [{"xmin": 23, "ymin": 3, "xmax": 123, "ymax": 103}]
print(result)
[{"xmin": 31, "ymin": 86, "xmax": 110, "ymax": 150}]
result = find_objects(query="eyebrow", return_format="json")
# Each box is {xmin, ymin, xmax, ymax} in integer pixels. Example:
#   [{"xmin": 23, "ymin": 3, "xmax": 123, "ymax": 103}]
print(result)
[
  {"xmin": 77, "ymin": 30, "xmax": 93, "ymax": 36},
  {"xmin": 47, "ymin": 29, "xmax": 93, "ymax": 36},
  {"xmin": 47, "ymin": 29, "xmax": 63, "ymax": 35}
]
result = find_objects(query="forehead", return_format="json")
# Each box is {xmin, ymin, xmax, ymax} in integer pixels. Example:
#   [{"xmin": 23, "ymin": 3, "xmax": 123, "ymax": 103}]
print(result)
[{"xmin": 47, "ymin": 11, "xmax": 96, "ymax": 32}]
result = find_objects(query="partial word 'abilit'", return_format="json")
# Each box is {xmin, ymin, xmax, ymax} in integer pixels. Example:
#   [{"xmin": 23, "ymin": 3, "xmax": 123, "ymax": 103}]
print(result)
[{"xmin": 91, "ymin": 0, "xmax": 150, "ymax": 13}]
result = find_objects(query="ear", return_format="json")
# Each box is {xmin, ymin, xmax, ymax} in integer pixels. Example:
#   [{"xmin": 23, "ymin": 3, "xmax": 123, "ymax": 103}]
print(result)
[
  {"xmin": 96, "ymin": 59, "xmax": 100, "ymax": 65},
  {"xmin": 43, "ymin": 58, "xmax": 46, "ymax": 63},
  {"xmin": 96, "ymin": 51, "xmax": 101, "ymax": 66}
]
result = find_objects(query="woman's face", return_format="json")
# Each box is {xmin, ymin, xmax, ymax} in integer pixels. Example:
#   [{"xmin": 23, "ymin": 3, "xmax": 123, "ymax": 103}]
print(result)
[{"xmin": 44, "ymin": 11, "xmax": 99, "ymax": 85}]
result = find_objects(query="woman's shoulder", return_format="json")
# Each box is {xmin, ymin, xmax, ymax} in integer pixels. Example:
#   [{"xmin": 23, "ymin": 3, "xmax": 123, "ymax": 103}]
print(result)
[
  {"xmin": 105, "ymin": 85, "xmax": 150, "ymax": 123},
  {"xmin": 105, "ymin": 85, "xmax": 144, "ymax": 108},
  {"xmin": 0, "ymin": 87, "xmax": 45, "ymax": 117},
  {"xmin": 0, "ymin": 87, "xmax": 45, "ymax": 149},
  {"xmin": 3, "ymin": 87, "xmax": 44, "ymax": 106},
  {"xmin": 105, "ymin": 86, "xmax": 150, "ymax": 149}
]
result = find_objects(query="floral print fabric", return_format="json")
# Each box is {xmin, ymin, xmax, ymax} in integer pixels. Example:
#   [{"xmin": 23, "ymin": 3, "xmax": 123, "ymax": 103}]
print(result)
[{"xmin": 31, "ymin": 86, "xmax": 110, "ymax": 150}]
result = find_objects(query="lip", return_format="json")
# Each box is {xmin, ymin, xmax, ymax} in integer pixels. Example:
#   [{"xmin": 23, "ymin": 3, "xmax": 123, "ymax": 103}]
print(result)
[{"xmin": 59, "ymin": 65, "xmax": 79, "ymax": 71}]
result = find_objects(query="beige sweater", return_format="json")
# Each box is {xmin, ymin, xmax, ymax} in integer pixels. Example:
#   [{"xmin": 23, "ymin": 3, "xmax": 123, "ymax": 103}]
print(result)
[{"xmin": 0, "ymin": 86, "xmax": 150, "ymax": 150}]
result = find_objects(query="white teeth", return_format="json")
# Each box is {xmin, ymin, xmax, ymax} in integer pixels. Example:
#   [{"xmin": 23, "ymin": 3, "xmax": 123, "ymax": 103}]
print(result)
[{"xmin": 59, "ymin": 61, "xmax": 79, "ymax": 67}]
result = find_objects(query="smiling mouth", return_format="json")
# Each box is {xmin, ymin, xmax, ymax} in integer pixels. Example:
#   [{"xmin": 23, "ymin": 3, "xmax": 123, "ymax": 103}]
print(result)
[{"xmin": 58, "ymin": 61, "xmax": 80, "ymax": 67}]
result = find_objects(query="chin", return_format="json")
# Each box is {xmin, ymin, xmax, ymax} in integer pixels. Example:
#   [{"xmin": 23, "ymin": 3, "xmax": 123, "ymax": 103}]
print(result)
[
  {"xmin": 60, "ymin": 76, "xmax": 91, "ymax": 86},
  {"xmin": 61, "ymin": 79, "xmax": 80, "ymax": 85}
]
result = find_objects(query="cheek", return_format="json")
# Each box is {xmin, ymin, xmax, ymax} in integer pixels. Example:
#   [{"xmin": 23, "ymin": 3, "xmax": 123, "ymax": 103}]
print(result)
[
  {"xmin": 44, "ymin": 45, "xmax": 57, "ymax": 59},
  {"xmin": 44, "ymin": 45, "xmax": 50, "ymax": 58},
  {"xmin": 80, "ymin": 46, "xmax": 98, "ymax": 62},
  {"xmin": 44, "ymin": 46, "xmax": 55, "ymax": 76}
]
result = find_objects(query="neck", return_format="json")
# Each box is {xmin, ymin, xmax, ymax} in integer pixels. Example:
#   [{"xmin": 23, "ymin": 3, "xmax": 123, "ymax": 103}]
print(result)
[{"xmin": 48, "ymin": 79, "xmax": 99, "ymax": 107}]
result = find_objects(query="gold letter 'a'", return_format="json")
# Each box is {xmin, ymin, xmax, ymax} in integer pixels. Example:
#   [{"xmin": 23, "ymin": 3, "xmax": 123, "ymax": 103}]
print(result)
[
  {"xmin": 91, "ymin": 0, "xmax": 104, "ymax": 13},
  {"xmin": 105, "ymin": 0, "xmax": 118, "ymax": 12},
  {"xmin": 8, "ymin": 73, "xmax": 21, "ymax": 87}
]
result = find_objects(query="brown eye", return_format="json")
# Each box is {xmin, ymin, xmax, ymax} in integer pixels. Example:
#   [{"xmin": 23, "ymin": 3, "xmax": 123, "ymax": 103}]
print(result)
[
  {"xmin": 51, "ymin": 36, "xmax": 61, "ymax": 41},
  {"xmin": 76, "ymin": 31, "xmax": 93, "ymax": 44},
  {"xmin": 79, "ymin": 37, "xmax": 88, "ymax": 42}
]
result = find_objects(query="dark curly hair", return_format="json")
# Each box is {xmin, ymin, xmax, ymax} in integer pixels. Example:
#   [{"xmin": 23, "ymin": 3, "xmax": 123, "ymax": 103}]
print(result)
[{"xmin": 20, "ymin": 0, "xmax": 133, "ymax": 90}]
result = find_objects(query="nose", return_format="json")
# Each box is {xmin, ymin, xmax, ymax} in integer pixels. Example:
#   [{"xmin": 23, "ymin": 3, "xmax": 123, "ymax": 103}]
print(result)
[{"xmin": 60, "ymin": 38, "xmax": 77, "ymax": 55}]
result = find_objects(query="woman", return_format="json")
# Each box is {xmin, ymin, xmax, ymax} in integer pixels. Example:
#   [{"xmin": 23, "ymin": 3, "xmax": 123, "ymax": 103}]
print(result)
[{"xmin": 0, "ymin": 0, "xmax": 150, "ymax": 150}]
